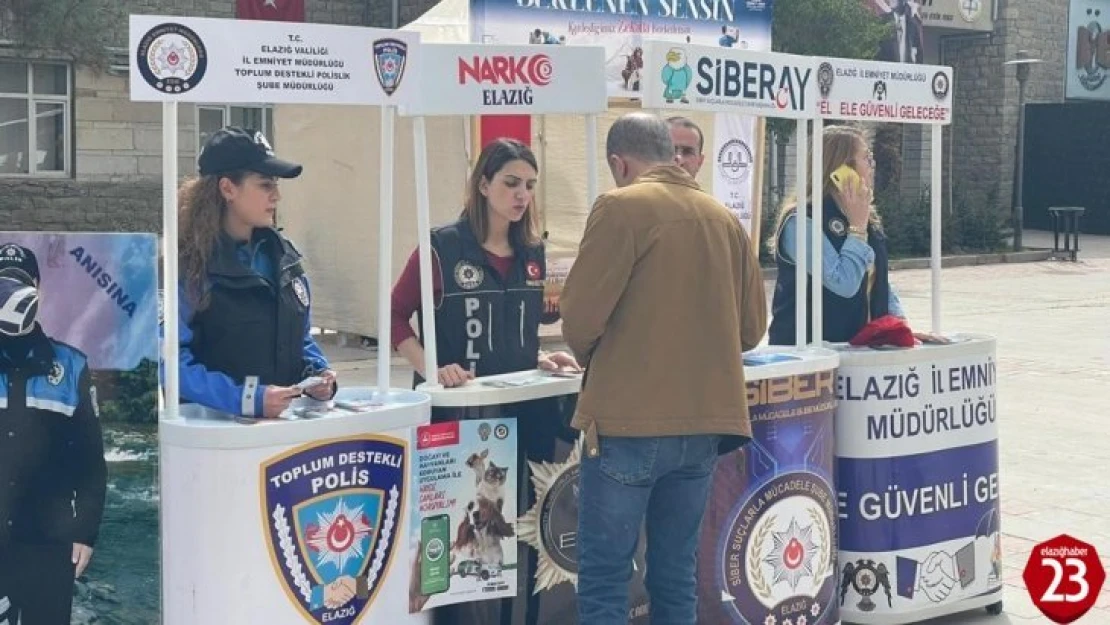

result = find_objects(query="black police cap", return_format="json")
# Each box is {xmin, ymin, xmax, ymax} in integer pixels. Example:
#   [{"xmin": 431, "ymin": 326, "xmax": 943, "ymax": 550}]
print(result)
[
  {"xmin": 0, "ymin": 243, "xmax": 39, "ymax": 287},
  {"xmin": 198, "ymin": 126, "xmax": 303, "ymax": 178}
]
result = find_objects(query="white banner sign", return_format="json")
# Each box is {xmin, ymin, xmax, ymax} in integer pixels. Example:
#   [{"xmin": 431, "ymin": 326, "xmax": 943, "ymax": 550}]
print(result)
[
  {"xmin": 712, "ymin": 113, "xmax": 757, "ymax": 234},
  {"xmin": 128, "ymin": 15, "xmax": 419, "ymax": 105},
  {"xmin": 399, "ymin": 44, "xmax": 607, "ymax": 116},
  {"xmin": 1065, "ymin": 0, "xmax": 1110, "ymax": 100},
  {"xmin": 814, "ymin": 57, "xmax": 954, "ymax": 125},
  {"xmin": 640, "ymin": 41, "xmax": 816, "ymax": 119}
]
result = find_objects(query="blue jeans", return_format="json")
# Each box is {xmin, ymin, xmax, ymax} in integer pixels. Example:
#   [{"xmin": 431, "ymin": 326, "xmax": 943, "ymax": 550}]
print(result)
[{"xmin": 577, "ymin": 434, "xmax": 719, "ymax": 625}]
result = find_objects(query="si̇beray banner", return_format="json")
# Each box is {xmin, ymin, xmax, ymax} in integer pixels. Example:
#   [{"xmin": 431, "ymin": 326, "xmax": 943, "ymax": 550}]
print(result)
[
  {"xmin": 0, "ymin": 232, "xmax": 159, "ymax": 371},
  {"xmin": 469, "ymin": 0, "xmax": 774, "ymax": 99}
]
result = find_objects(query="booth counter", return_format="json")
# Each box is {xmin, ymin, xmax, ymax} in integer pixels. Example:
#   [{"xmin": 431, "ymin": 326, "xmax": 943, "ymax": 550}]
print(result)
[
  {"xmin": 831, "ymin": 335, "xmax": 1003, "ymax": 624},
  {"xmin": 160, "ymin": 388, "xmax": 432, "ymax": 625}
]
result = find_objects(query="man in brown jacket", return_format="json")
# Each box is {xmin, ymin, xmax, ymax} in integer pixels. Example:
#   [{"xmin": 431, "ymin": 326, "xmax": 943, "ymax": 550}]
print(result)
[{"xmin": 560, "ymin": 112, "xmax": 767, "ymax": 625}]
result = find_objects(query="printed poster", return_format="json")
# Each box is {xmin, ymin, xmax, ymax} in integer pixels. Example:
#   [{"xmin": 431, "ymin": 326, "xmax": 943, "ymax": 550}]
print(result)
[
  {"xmin": 713, "ymin": 111, "xmax": 758, "ymax": 234},
  {"xmin": 469, "ymin": 0, "xmax": 774, "ymax": 99},
  {"xmin": 697, "ymin": 370, "xmax": 840, "ymax": 625},
  {"xmin": 407, "ymin": 418, "xmax": 520, "ymax": 611}
]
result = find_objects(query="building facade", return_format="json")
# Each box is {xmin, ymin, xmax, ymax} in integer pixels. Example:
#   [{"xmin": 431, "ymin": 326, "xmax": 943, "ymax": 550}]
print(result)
[{"xmin": 0, "ymin": 0, "xmax": 439, "ymax": 233}]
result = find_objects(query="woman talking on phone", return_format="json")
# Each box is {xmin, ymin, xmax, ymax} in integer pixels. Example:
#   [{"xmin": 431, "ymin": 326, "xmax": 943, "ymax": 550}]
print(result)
[
  {"xmin": 767, "ymin": 124, "xmax": 907, "ymax": 345},
  {"xmin": 171, "ymin": 126, "xmax": 337, "ymax": 418}
]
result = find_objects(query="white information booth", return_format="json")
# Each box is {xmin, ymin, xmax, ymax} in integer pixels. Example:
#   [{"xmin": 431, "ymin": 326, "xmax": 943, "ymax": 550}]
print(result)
[
  {"xmin": 809, "ymin": 58, "xmax": 1005, "ymax": 622},
  {"xmin": 394, "ymin": 42, "xmax": 608, "ymax": 622},
  {"xmin": 128, "ymin": 15, "xmax": 432, "ymax": 624}
]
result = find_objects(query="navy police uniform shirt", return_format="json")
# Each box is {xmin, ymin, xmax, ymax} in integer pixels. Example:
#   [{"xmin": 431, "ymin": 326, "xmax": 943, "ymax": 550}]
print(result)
[
  {"xmin": 0, "ymin": 328, "xmax": 107, "ymax": 548},
  {"xmin": 414, "ymin": 218, "xmax": 551, "ymax": 384},
  {"xmin": 169, "ymin": 227, "xmax": 331, "ymax": 417}
]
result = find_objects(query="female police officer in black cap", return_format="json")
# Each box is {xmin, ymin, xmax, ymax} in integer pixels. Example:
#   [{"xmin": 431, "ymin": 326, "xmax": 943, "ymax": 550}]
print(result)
[
  {"xmin": 0, "ymin": 243, "xmax": 107, "ymax": 624},
  {"xmin": 171, "ymin": 126, "xmax": 337, "ymax": 418}
]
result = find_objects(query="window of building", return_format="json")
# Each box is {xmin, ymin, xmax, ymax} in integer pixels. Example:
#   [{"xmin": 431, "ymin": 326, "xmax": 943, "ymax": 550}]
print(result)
[
  {"xmin": 0, "ymin": 60, "xmax": 70, "ymax": 176},
  {"xmin": 197, "ymin": 105, "xmax": 275, "ymax": 155}
]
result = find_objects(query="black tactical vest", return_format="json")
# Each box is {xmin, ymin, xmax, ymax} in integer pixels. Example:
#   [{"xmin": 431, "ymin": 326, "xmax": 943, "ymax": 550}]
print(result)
[
  {"xmin": 414, "ymin": 218, "xmax": 546, "ymax": 385},
  {"xmin": 768, "ymin": 198, "xmax": 890, "ymax": 345},
  {"xmin": 187, "ymin": 228, "xmax": 310, "ymax": 386}
]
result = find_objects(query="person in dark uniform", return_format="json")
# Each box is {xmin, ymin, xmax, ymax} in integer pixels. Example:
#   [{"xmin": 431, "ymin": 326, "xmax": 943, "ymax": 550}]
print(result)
[
  {"xmin": 0, "ymin": 244, "xmax": 107, "ymax": 625},
  {"xmin": 171, "ymin": 126, "xmax": 337, "ymax": 418},
  {"xmin": 391, "ymin": 138, "xmax": 578, "ymax": 625},
  {"xmin": 767, "ymin": 125, "xmax": 907, "ymax": 345}
]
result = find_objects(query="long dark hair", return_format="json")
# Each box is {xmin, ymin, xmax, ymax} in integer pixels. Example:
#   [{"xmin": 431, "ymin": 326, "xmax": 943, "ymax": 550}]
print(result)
[
  {"xmin": 462, "ymin": 138, "xmax": 543, "ymax": 248},
  {"xmin": 178, "ymin": 170, "xmax": 247, "ymax": 311}
]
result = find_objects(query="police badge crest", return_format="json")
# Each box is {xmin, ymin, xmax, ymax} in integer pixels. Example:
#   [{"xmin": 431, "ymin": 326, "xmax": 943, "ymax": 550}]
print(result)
[
  {"xmin": 293, "ymin": 276, "xmax": 310, "ymax": 307},
  {"xmin": 372, "ymin": 38, "xmax": 408, "ymax": 97},
  {"xmin": 261, "ymin": 436, "xmax": 407, "ymax": 625}
]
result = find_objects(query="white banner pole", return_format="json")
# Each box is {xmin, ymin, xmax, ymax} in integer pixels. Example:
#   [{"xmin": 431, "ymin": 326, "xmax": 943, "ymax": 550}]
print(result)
[
  {"xmin": 162, "ymin": 101, "xmax": 179, "ymax": 420},
  {"xmin": 794, "ymin": 121, "xmax": 808, "ymax": 347},
  {"xmin": 413, "ymin": 116, "xmax": 440, "ymax": 387},
  {"xmin": 810, "ymin": 118, "xmax": 824, "ymax": 345},
  {"xmin": 585, "ymin": 114, "xmax": 599, "ymax": 206},
  {"xmin": 930, "ymin": 123, "xmax": 943, "ymax": 334},
  {"xmin": 377, "ymin": 105, "xmax": 395, "ymax": 396}
]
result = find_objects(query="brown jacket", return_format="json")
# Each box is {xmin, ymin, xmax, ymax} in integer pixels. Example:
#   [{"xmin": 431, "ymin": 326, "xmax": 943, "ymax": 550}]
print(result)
[{"xmin": 560, "ymin": 166, "xmax": 767, "ymax": 452}]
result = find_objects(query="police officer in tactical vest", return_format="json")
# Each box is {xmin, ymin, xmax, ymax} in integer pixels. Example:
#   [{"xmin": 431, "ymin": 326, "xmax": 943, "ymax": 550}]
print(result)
[
  {"xmin": 0, "ymin": 244, "xmax": 107, "ymax": 624},
  {"xmin": 390, "ymin": 138, "xmax": 579, "ymax": 625},
  {"xmin": 768, "ymin": 125, "xmax": 908, "ymax": 345},
  {"xmin": 171, "ymin": 127, "xmax": 337, "ymax": 418}
]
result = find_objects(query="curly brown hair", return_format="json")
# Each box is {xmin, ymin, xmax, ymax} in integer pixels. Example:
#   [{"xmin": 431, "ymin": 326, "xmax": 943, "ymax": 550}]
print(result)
[{"xmin": 178, "ymin": 171, "xmax": 247, "ymax": 311}]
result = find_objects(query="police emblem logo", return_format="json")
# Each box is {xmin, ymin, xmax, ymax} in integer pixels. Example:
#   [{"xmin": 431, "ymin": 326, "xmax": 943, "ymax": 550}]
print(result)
[
  {"xmin": 293, "ymin": 277, "xmax": 310, "ymax": 307},
  {"xmin": 254, "ymin": 131, "xmax": 276, "ymax": 156},
  {"xmin": 372, "ymin": 38, "xmax": 408, "ymax": 97},
  {"xmin": 0, "ymin": 245, "xmax": 22, "ymax": 261},
  {"xmin": 48, "ymin": 361, "xmax": 64, "ymax": 386},
  {"xmin": 454, "ymin": 261, "xmax": 483, "ymax": 291},
  {"xmin": 931, "ymin": 71, "xmax": 950, "ymax": 100},
  {"xmin": 817, "ymin": 61, "xmax": 835, "ymax": 97},
  {"xmin": 261, "ymin": 435, "xmax": 406, "ymax": 625},
  {"xmin": 841, "ymin": 559, "xmax": 892, "ymax": 612},
  {"xmin": 828, "ymin": 217, "xmax": 848, "ymax": 237},
  {"xmin": 518, "ymin": 436, "xmax": 585, "ymax": 592},
  {"xmin": 135, "ymin": 23, "xmax": 208, "ymax": 94},
  {"xmin": 720, "ymin": 471, "xmax": 836, "ymax": 624},
  {"xmin": 478, "ymin": 423, "xmax": 492, "ymax": 441}
]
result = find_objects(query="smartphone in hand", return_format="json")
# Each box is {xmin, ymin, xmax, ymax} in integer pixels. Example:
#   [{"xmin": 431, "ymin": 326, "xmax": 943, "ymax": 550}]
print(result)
[{"xmin": 829, "ymin": 164, "xmax": 860, "ymax": 192}]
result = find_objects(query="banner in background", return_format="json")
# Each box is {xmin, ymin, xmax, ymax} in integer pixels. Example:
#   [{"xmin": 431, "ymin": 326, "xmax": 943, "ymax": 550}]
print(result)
[
  {"xmin": 408, "ymin": 418, "xmax": 520, "ymax": 612},
  {"xmin": 1065, "ymin": 0, "xmax": 1110, "ymax": 101},
  {"xmin": 0, "ymin": 232, "xmax": 158, "ymax": 371},
  {"xmin": 469, "ymin": 0, "xmax": 774, "ymax": 99},
  {"xmin": 713, "ymin": 112, "xmax": 758, "ymax": 233}
]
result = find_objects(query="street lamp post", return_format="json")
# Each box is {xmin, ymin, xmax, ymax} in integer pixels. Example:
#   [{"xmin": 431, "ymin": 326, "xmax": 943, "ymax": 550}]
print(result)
[{"xmin": 1003, "ymin": 50, "xmax": 1043, "ymax": 251}]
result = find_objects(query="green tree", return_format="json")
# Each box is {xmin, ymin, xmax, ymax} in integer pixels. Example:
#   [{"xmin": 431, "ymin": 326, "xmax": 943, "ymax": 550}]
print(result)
[
  {"xmin": 768, "ymin": 0, "xmax": 892, "ymax": 142},
  {"xmin": 0, "ymin": 0, "xmax": 122, "ymax": 69},
  {"xmin": 96, "ymin": 359, "xmax": 160, "ymax": 424}
]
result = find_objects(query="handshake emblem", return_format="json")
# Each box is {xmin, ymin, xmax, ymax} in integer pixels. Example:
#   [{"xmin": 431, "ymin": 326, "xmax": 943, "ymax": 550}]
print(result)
[{"xmin": 897, "ymin": 543, "xmax": 976, "ymax": 604}]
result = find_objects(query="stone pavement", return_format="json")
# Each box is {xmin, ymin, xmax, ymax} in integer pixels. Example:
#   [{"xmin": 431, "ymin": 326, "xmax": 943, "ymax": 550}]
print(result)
[{"xmin": 320, "ymin": 229, "xmax": 1110, "ymax": 624}]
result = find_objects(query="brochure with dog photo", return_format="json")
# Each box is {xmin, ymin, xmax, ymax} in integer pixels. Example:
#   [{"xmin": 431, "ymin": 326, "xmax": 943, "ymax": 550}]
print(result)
[{"xmin": 407, "ymin": 419, "xmax": 519, "ymax": 612}]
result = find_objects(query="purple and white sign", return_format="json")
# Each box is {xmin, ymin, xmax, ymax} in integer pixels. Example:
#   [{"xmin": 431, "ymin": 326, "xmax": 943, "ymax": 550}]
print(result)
[
  {"xmin": 698, "ymin": 369, "xmax": 840, "ymax": 625},
  {"xmin": 260, "ymin": 435, "xmax": 407, "ymax": 625},
  {"xmin": 834, "ymin": 345, "xmax": 1003, "ymax": 618}
]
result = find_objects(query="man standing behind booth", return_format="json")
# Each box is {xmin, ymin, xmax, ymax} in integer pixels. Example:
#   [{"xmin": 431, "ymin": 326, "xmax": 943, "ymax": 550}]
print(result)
[
  {"xmin": 0, "ymin": 244, "xmax": 107, "ymax": 625},
  {"xmin": 667, "ymin": 116, "xmax": 705, "ymax": 178},
  {"xmin": 560, "ymin": 113, "xmax": 767, "ymax": 625}
]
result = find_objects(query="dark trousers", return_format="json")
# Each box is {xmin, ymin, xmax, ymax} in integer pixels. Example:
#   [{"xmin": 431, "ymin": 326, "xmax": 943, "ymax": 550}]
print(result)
[
  {"xmin": 430, "ymin": 397, "xmax": 571, "ymax": 625},
  {"xmin": 0, "ymin": 542, "xmax": 76, "ymax": 625}
]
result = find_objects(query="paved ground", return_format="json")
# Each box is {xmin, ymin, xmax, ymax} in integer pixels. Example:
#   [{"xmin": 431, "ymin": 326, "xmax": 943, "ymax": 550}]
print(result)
[{"xmin": 320, "ymin": 230, "xmax": 1110, "ymax": 624}]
